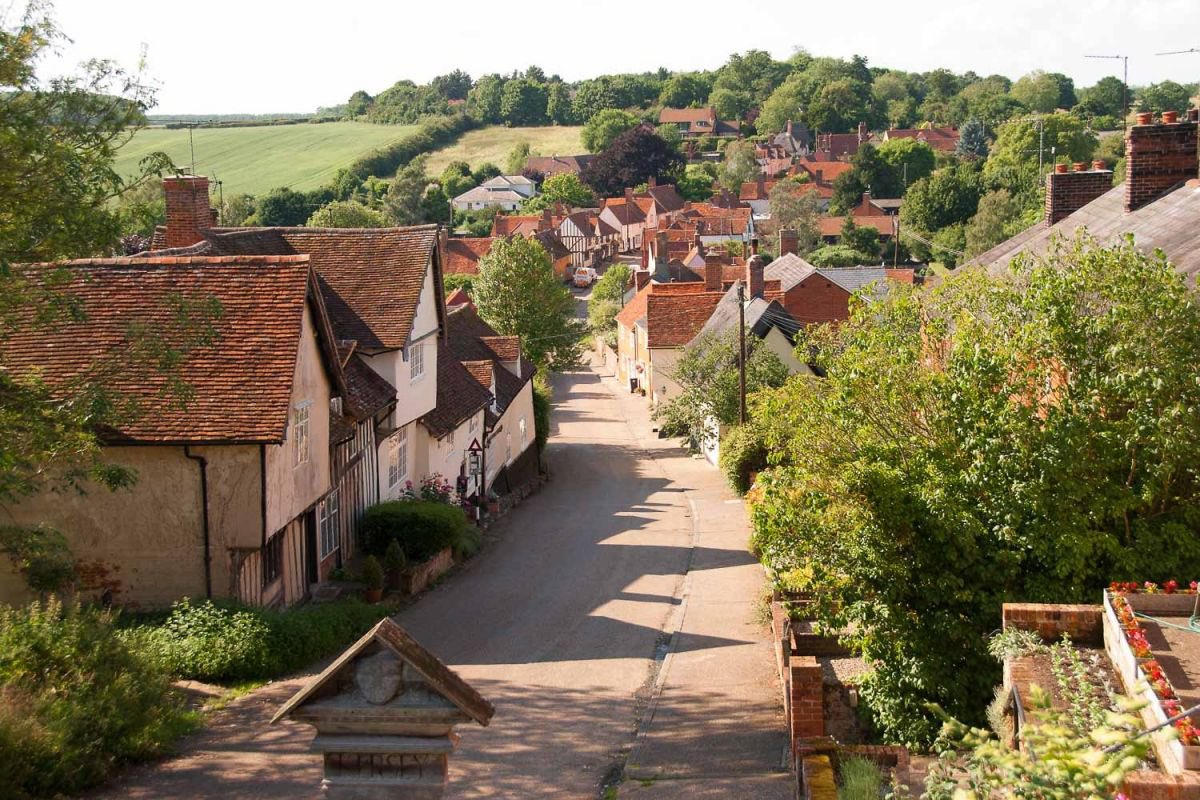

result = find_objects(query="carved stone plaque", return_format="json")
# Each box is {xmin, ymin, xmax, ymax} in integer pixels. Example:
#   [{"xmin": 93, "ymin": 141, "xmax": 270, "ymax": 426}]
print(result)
[{"xmin": 354, "ymin": 651, "xmax": 404, "ymax": 705}]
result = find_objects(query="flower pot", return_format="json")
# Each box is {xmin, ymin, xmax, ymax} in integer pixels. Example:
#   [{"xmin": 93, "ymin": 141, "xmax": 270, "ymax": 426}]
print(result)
[
  {"xmin": 487, "ymin": 501, "xmax": 500, "ymax": 514},
  {"xmin": 364, "ymin": 587, "xmax": 383, "ymax": 603}
]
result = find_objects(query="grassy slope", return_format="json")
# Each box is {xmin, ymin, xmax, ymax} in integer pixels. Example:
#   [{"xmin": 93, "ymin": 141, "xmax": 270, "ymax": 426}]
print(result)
[
  {"xmin": 423, "ymin": 125, "xmax": 586, "ymax": 174},
  {"xmin": 113, "ymin": 121, "xmax": 419, "ymax": 197}
]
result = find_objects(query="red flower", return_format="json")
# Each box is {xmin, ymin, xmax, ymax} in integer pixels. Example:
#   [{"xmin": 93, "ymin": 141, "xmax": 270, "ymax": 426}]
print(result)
[{"xmin": 1165, "ymin": 580, "xmax": 1178, "ymax": 594}]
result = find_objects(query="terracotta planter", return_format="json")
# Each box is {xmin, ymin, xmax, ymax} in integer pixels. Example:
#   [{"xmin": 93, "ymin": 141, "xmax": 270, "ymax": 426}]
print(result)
[{"xmin": 364, "ymin": 587, "xmax": 383, "ymax": 603}]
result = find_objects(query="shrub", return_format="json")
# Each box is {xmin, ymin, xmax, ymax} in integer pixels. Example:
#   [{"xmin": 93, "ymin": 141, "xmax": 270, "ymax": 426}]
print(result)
[
  {"xmin": 719, "ymin": 424, "xmax": 770, "ymax": 494},
  {"xmin": 837, "ymin": 756, "xmax": 884, "ymax": 800},
  {"xmin": 533, "ymin": 373, "xmax": 552, "ymax": 454},
  {"xmin": 137, "ymin": 597, "xmax": 389, "ymax": 683},
  {"xmin": 362, "ymin": 556, "xmax": 384, "ymax": 591},
  {"xmin": 0, "ymin": 599, "xmax": 197, "ymax": 798},
  {"xmin": 383, "ymin": 539, "xmax": 406, "ymax": 573},
  {"xmin": 361, "ymin": 500, "xmax": 470, "ymax": 561}
]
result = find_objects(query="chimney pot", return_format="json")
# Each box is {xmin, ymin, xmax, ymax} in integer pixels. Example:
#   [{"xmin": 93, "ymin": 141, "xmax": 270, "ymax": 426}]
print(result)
[
  {"xmin": 1072, "ymin": 162, "xmax": 1087, "ymax": 172},
  {"xmin": 1054, "ymin": 163, "xmax": 1070, "ymax": 174},
  {"xmin": 1092, "ymin": 160, "xmax": 1106, "ymax": 171},
  {"xmin": 1136, "ymin": 112, "xmax": 1155, "ymax": 126},
  {"xmin": 1124, "ymin": 110, "xmax": 1199, "ymax": 212},
  {"xmin": 1163, "ymin": 110, "xmax": 1179, "ymax": 124}
]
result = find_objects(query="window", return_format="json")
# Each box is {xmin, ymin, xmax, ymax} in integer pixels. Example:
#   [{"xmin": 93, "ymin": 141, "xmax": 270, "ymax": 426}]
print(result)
[
  {"xmin": 388, "ymin": 428, "xmax": 408, "ymax": 488},
  {"xmin": 318, "ymin": 489, "xmax": 340, "ymax": 559},
  {"xmin": 506, "ymin": 431, "xmax": 513, "ymax": 465},
  {"xmin": 469, "ymin": 414, "xmax": 478, "ymax": 434},
  {"xmin": 409, "ymin": 342, "xmax": 425, "ymax": 381},
  {"xmin": 292, "ymin": 402, "xmax": 311, "ymax": 466},
  {"xmin": 262, "ymin": 532, "xmax": 283, "ymax": 586},
  {"xmin": 519, "ymin": 417, "xmax": 527, "ymax": 448}
]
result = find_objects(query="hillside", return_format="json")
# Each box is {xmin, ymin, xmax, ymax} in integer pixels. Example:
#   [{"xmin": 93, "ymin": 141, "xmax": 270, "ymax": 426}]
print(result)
[
  {"xmin": 114, "ymin": 121, "xmax": 419, "ymax": 197},
  {"xmin": 423, "ymin": 125, "xmax": 585, "ymax": 174}
]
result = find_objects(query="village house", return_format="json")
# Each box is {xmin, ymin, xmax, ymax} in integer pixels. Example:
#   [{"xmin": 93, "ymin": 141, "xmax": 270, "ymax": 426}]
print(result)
[
  {"xmin": 769, "ymin": 120, "xmax": 812, "ymax": 157},
  {"xmin": 739, "ymin": 176, "xmax": 776, "ymax": 220},
  {"xmin": 0, "ymin": 254, "xmax": 364, "ymax": 609},
  {"xmin": 658, "ymin": 106, "xmax": 741, "ymax": 138},
  {"xmin": 764, "ymin": 246, "xmax": 914, "ymax": 326},
  {"xmin": 817, "ymin": 192, "xmax": 899, "ymax": 246},
  {"xmin": 812, "ymin": 122, "xmax": 871, "ymax": 161},
  {"xmin": 879, "ymin": 125, "xmax": 960, "ymax": 152},
  {"xmin": 451, "ymin": 175, "xmax": 537, "ymax": 212},
  {"xmin": 414, "ymin": 341, "xmax": 493, "ymax": 504},
  {"xmin": 599, "ymin": 189, "xmax": 651, "ymax": 252},
  {"xmin": 442, "ymin": 230, "xmax": 572, "ymax": 282},
  {"xmin": 523, "ymin": 154, "xmax": 593, "ymax": 179}
]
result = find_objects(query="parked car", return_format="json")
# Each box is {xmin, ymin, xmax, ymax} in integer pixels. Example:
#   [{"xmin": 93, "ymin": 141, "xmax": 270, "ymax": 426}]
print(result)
[{"xmin": 573, "ymin": 267, "xmax": 598, "ymax": 288}]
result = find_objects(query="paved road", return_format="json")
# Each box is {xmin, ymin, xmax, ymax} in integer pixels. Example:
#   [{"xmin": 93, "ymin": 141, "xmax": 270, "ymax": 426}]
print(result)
[{"xmin": 90, "ymin": 367, "xmax": 787, "ymax": 799}]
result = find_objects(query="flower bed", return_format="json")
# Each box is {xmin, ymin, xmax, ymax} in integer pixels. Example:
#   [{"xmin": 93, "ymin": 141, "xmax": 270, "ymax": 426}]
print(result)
[{"xmin": 1103, "ymin": 584, "xmax": 1200, "ymax": 771}]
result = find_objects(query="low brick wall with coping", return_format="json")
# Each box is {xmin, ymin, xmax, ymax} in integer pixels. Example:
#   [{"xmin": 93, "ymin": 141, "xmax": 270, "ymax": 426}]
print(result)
[{"xmin": 1002, "ymin": 602, "xmax": 1104, "ymax": 645}]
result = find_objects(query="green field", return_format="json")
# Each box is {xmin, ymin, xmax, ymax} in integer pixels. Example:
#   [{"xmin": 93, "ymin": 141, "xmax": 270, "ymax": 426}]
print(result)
[
  {"xmin": 113, "ymin": 121, "xmax": 419, "ymax": 197},
  {"xmin": 424, "ymin": 125, "xmax": 586, "ymax": 174}
]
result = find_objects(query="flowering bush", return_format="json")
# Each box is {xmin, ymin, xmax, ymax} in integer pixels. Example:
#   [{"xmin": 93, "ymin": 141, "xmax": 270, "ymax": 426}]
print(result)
[
  {"xmin": 1108, "ymin": 580, "xmax": 1198, "ymax": 595},
  {"xmin": 399, "ymin": 474, "xmax": 456, "ymax": 504}
]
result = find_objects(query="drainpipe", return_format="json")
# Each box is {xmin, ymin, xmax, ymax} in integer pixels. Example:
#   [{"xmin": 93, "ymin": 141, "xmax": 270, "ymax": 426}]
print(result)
[{"xmin": 184, "ymin": 445, "xmax": 213, "ymax": 599}]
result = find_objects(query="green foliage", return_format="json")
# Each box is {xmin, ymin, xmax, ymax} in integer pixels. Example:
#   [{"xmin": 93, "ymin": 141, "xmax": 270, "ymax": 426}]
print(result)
[
  {"xmin": 500, "ymin": 79, "xmax": 548, "ymax": 127},
  {"xmin": 964, "ymin": 188, "xmax": 1025, "ymax": 258},
  {"xmin": 384, "ymin": 154, "xmax": 436, "ymax": 225},
  {"xmin": 899, "ymin": 164, "xmax": 982, "ymax": 248},
  {"xmin": 360, "ymin": 501, "xmax": 471, "ymax": 562},
  {"xmin": 1136, "ymin": 80, "xmax": 1192, "ymax": 114},
  {"xmin": 255, "ymin": 186, "xmax": 318, "ymax": 226},
  {"xmin": 588, "ymin": 264, "xmax": 630, "ymax": 346},
  {"xmin": 876, "ymin": 137, "xmax": 935, "ymax": 191},
  {"xmin": 362, "ymin": 556, "xmax": 384, "ymax": 591},
  {"xmin": 114, "ymin": 179, "xmax": 166, "ymax": 239},
  {"xmin": 307, "ymin": 200, "xmax": 388, "ymax": 228},
  {"xmin": 439, "ymin": 160, "xmax": 476, "ymax": 199},
  {"xmin": 956, "ymin": 118, "xmax": 989, "ymax": 159},
  {"xmin": 467, "ymin": 74, "xmax": 505, "ymax": 123},
  {"xmin": 431, "ymin": 70, "xmax": 471, "ymax": 101},
  {"xmin": 747, "ymin": 237, "xmax": 1200, "ymax": 744},
  {"xmin": 506, "ymin": 141, "xmax": 531, "ymax": 176},
  {"xmin": 0, "ymin": 599, "xmax": 197, "ymax": 798},
  {"xmin": 344, "ymin": 112, "xmax": 477, "ymax": 185},
  {"xmin": 837, "ymin": 756, "xmax": 884, "ymax": 800},
  {"xmin": 1079, "ymin": 76, "xmax": 1126, "ymax": 118},
  {"xmin": 592, "ymin": 264, "xmax": 631, "ymax": 306},
  {"xmin": 717, "ymin": 139, "xmax": 760, "ymax": 191},
  {"xmin": 677, "ymin": 162, "xmax": 717, "ymax": 202},
  {"xmin": 983, "ymin": 113, "xmax": 1097, "ymax": 193},
  {"xmin": 654, "ymin": 330, "xmax": 790, "ymax": 450},
  {"xmin": 719, "ymin": 424, "xmax": 770, "ymax": 495},
  {"xmin": 366, "ymin": 80, "xmax": 450, "ymax": 124},
  {"xmin": 0, "ymin": 525, "xmax": 75, "ymax": 594},
  {"xmin": 765, "ymin": 181, "xmax": 821, "ymax": 256},
  {"xmin": 473, "ymin": 231, "xmax": 583, "ymax": 371},
  {"xmin": 808, "ymin": 244, "xmax": 874, "ymax": 268},
  {"xmin": 532, "ymin": 374, "xmax": 552, "ymax": 454},
  {"xmin": 582, "ymin": 109, "xmax": 640, "ymax": 153},
  {"xmin": 659, "ymin": 72, "xmax": 713, "ymax": 108},
  {"xmin": 135, "ymin": 597, "xmax": 390, "ymax": 683},
  {"xmin": 985, "ymin": 627, "xmax": 1043, "ymax": 662},
  {"xmin": 443, "ymin": 273, "xmax": 475, "ymax": 296},
  {"xmin": 383, "ymin": 539, "xmax": 407, "ymax": 572},
  {"xmin": 536, "ymin": 173, "xmax": 595, "ymax": 208},
  {"xmin": 1011, "ymin": 70, "xmax": 1065, "ymax": 113},
  {"xmin": 923, "ymin": 687, "xmax": 1150, "ymax": 799},
  {"xmin": 839, "ymin": 217, "xmax": 881, "ymax": 259},
  {"xmin": 545, "ymin": 81, "xmax": 574, "ymax": 125}
]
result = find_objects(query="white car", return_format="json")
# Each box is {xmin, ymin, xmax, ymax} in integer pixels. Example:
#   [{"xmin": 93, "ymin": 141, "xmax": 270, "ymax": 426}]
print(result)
[{"xmin": 573, "ymin": 267, "xmax": 598, "ymax": 288}]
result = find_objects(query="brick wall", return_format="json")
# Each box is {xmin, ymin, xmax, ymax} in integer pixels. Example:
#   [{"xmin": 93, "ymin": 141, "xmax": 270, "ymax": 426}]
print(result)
[
  {"xmin": 1002, "ymin": 603, "xmax": 1103, "ymax": 644},
  {"xmin": 163, "ymin": 176, "xmax": 213, "ymax": 248},
  {"xmin": 790, "ymin": 656, "xmax": 825, "ymax": 740},
  {"xmin": 1125, "ymin": 114, "xmax": 1198, "ymax": 212},
  {"xmin": 1123, "ymin": 770, "xmax": 1200, "ymax": 799},
  {"xmin": 783, "ymin": 276, "xmax": 852, "ymax": 326},
  {"xmin": 1045, "ymin": 167, "xmax": 1113, "ymax": 225}
]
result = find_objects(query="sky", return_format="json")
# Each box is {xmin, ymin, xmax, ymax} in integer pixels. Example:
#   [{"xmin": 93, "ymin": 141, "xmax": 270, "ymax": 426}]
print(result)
[{"xmin": 27, "ymin": 0, "xmax": 1200, "ymax": 115}]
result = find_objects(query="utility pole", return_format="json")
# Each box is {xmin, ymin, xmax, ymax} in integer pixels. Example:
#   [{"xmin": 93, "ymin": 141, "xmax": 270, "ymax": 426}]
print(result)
[
  {"xmin": 1037, "ymin": 115, "xmax": 1044, "ymax": 174},
  {"xmin": 1085, "ymin": 54, "xmax": 1130, "ymax": 135},
  {"xmin": 737, "ymin": 282, "xmax": 747, "ymax": 425}
]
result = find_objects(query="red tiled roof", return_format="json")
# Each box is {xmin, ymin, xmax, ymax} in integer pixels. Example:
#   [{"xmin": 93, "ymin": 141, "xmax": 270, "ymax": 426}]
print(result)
[
  {"xmin": 199, "ymin": 225, "xmax": 439, "ymax": 352},
  {"xmin": 792, "ymin": 159, "xmax": 853, "ymax": 184},
  {"xmin": 461, "ymin": 359, "xmax": 494, "ymax": 388},
  {"xmin": 885, "ymin": 126, "xmax": 959, "ymax": 152},
  {"xmin": 481, "ymin": 335, "xmax": 521, "ymax": 362},
  {"xmin": 344, "ymin": 356, "xmax": 396, "ymax": 419},
  {"xmin": 604, "ymin": 198, "xmax": 647, "ymax": 225},
  {"xmin": 641, "ymin": 184, "xmax": 686, "ymax": 213},
  {"xmin": 524, "ymin": 155, "xmax": 593, "ymax": 177},
  {"xmin": 739, "ymin": 180, "xmax": 776, "ymax": 201},
  {"xmin": 660, "ymin": 107, "xmax": 717, "ymax": 124},
  {"xmin": 491, "ymin": 215, "xmax": 541, "ymax": 237},
  {"xmin": 646, "ymin": 291, "xmax": 725, "ymax": 348},
  {"xmin": 445, "ymin": 306, "xmax": 533, "ymax": 414},
  {"xmin": 4, "ymin": 255, "xmax": 323, "ymax": 443},
  {"xmin": 819, "ymin": 215, "xmax": 896, "ymax": 237},
  {"xmin": 446, "ymin": 287, "xmax": 472, "ymax": 307},
  {"xmin": 443, "ymin": 237, "xmax": 495, "ymax": 275},
  {"xmin": 421, "ymin": 345, "xmax": 493, "ymax": 439},
  {"xmin": 615, "ymin": 283, "xmax": 651, "ymax": 328}
]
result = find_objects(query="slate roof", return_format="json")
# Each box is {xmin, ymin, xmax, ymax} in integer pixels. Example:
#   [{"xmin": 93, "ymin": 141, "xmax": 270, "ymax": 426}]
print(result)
[
  {"xmin": 764, "ymin": 252, "xmax": 819, "ymax": 291},
  {"xmin": 453, "ymin": 186, "xmax": 526, "ymax": 205},
  {"xmin": 197, "ymin": 225, "xmax": 440, "ymax": 352},
  {"xmin": 420, "ymin": 345, "xmax": 493, "ymax": 439},
  {"xmin": 443, "ymin": 237, "xmax": 495, "ymax": 274},
  {"xmin": 641, "ymin": 184, "xmax": 686, "ymax": 213},
  {"xmin": 524, "ymin": 155, "xmax": 593, "ymax": 177},
  {"xmin": 3, "ymin": 255, "xmax": 324, "ymax": 444},
  {"xmin": 695, "ymin": 281, "xmax": 800, "ymax": 342},
  {"xmin": 603, "ymin": 198, "xmax": 647, "ymax": 225},
  {"xmin": 970, "ymin": 183, "xmax": 1200, "ymax": 287}
]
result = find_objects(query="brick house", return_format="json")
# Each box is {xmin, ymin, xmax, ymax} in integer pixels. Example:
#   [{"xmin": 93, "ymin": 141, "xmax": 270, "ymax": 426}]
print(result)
[
  {"xmin": 658, "ymin": 107, "xmax": 740, "ymax": 138},
  {"xmin": 765, "ymin": 251, "xmax": 913, "ymax": 326}
]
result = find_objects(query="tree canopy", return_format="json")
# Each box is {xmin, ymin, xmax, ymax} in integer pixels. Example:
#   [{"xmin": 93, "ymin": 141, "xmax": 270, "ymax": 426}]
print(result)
[
  {"xmin": 581, "ymin": 109, "xmax": 639, "ymax": 153},
  {"xmin": 581, "ymin": 125, "xmax": 685, "ymax": 197}
]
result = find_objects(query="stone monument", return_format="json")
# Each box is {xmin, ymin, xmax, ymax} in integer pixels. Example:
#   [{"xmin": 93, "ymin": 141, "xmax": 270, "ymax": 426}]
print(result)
[{"xmin": 272, "ymin": 618, "xmax": 494, "ymax": 799}]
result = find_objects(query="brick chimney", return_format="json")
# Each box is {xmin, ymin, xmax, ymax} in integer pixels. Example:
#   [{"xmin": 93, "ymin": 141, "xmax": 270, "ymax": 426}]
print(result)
[
  {"xmin": 857, "ymin": 121, "xmax": 868, "ymax": 142},
  {"xmin": 1045, "ymin": 161, "xmax": 1113, "ymax": 225},
  {"xmin": 624, "ymin": 187, "xmax": 634, "ymax": 205},
  {"xmin": 814, "ymin": 169, "xmax": 824, "ymax": 185},
  {"xmin": 653, "ymin": 231, "xmax": 671, "ymax": 282},
  {"xmin": 635, "ymin": 270, "xmax": 651, "ymax": 290},
  {"xmin": 746, "ymin": 248, "xmax": 765, "ymax": 299},
  {"xmin": 704, "ymin": 253, "xmax": 721, "ymax": 291},
  {"xmin": 1125, "ymin": 110, "xmax": 1199, "ymax": 213},
  {"xmin": 540, "ymin": 208, "xmax": 552, "ymax": 232},
  {"xmin": 437, "ymin": 225, "xmax": 448, "ymax": 261},
  {"xmin": 163, "ymin": 175, "xmax": 213, "ymax": 248},
  {"xmin": 779, "ymin": 229, "xmax": 799, "ymax": 257},
  {"xmin": 648, "ymin": 176, "xmax": 657, "ymax": 188}
]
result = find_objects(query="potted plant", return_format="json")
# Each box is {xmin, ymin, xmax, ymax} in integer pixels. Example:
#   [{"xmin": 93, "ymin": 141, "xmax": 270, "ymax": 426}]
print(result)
[
  {"xmin": 485, "ymin": 489, "xmax": 501, "ymax": 515},
  {"xmin": 383, "ymin": 539, "xmax": 406, "ymax": 591},
  {"xmin": 362, "ymin": 555, "xmax": 384, "ymax": 603}
]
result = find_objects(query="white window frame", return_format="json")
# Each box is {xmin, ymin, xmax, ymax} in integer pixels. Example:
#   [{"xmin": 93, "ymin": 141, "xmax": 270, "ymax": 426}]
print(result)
[
  {"xmin": 520, "ymin": 417, "xmax": 527, "ymax": 448},
  {"xmin": 409, "ymin": 341, "xmax": 425, "ymax": 382},
  {"xmin": 292, "ymin": 402, "xmax": 311, "ymax": 467},
  {"xmin": 318, "ymin": 488, "xmax": 339, "ymax": 558},
  {"xmin": 388, "ymin": 427, "xmax": 408, "ymax": 488},
  {"xmin": 469, "ymin": 414, "xmax": 478, "ymax": 434}
]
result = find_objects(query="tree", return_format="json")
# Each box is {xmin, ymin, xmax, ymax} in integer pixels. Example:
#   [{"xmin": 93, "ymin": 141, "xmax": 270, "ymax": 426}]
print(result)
[
  {"xmin": 439, "ymin": 161, "xmax": 475, "ymax": 199},
  {"xmin": 581, "ymin": 109, "xmax": 639, "ymax": 153},
  {"xmin": 830, "ymin": 143, "xmax": 894, "ymax": 212},
  {"xmin": 473, "ymin": 236, "xmax": 583, "ymax": 370},
  {"xmin": 431, "ymin": 70, "xmax": 472, "ymax": 101},
  {"xmin": 677, "ymin": 162, "xmax": 717, "ymax": 202},
  {"xmin": 115, "ymin": 180, "xmax": 166, "ymax": 239},
  {"xmin": 807, "ymin": 77, "xmax": 873, "ymax": 134},
  {"xmin": 659, "ymin": 72, "xmax": 712, "ymax": 108},
  {"xmin": 346, "ymin": 90, "xmax": 373, "ymax": 117},
  {"xmin": 766, "ymin": 182, "xmax": 821, "ymax": 255},
  {"xmin": 1137, "ymin": 80, "xmax": 1192, "ymax": 114},
  {"xmin": 708, "ymin": 87, "xmax": 751, "ymax": 122},
  {"xmin": 0, "ymin": 5, "xmax": 222, "ymax": 501},
  {"xmin": 218, "ymin": 193, "xmax": 256, "ymax": 227},
  {"xmin": 901, "ymin": 165, "xmax": 981, "ymax": 234},
  {"xmin": 757, "ymin": 72, "xmax": 809, "ymax": 134},
  {"xmin": 653, "ymin": 330, "xmax": 790, "ymax": 449},
  {"xmin": 254, "ymin": 187, "xmax": 312, "ymax": 227},
  {"xmin": 1044, "ymin": 71, "xmax": 1077, "ymax": 110},
  {"xmin": 839, "ymin": 216, "xmax": 881, "ymax": 259},
  {"xmin": 983, "ymin": 113, "xmax": 1097, "ymax": 192},
  {"xmin": 807, "ymin": 244, "xmax": 874, "ymax": 268},
  {"xmin": 1079, "ymin": 75, "xmax": 1126, "ymax": 118},
  {"xmin": 571, "ymin": 77, "xmax": 620, "ymax": 122},
  {"xmin": 587, "ymin": 259, "xmax": 631, "ymax": 347},
  {"xmin": 472, "ymin": 162, "xmax": 502, "ymax": 184},
  {"xmin": 876, "ymin": 138, "xmax": 935, "ymax": 192},
  {"xmin": 717, "ymin": 139, "xmax": 760, "ymax": 191},
  {"xmin": 1011, "ymin": 70, "xmax": 1062, "ymax": 113},
  {"xmin": 963, "ymin": 189, "xmax": 1023, "ymax": 258},
  {"xmin": 384, "ymin": 155, "xmax": 435, "ymax": 225},
  {"xmin": 581, "ymin": 125, "xmax": 685, "ymax": 197},
  {"xmin": 535, "ymin": 173, "xmax": 594, "ymax": 208},
  {"xmin": 505, "ymin": 142, "xmax": 531, "ymax": 176},
  {"xmin": 956, "ymin": 118, "xmax": 989, "ymax": 159},
  {"xmin": 500, "ymin": 79, "xmax": 548, "ymax": 126},
  {"xmin": 545, "ymin": 81, "xmax": 574, "ymax": 125},
  {"xmin": 711, "ymin": 49, "xmax": 791, "ymax": 110},
  {"xmin": 467, "ymin": 74, "xmax": 505, "ymax": 123},
  {"xmin": 747, "ymin": 237, "xmax": 1200, "ymax": 744},
  {"xmin": 307, "ymin": 201, "xmax": 388, "ymax": 228}
]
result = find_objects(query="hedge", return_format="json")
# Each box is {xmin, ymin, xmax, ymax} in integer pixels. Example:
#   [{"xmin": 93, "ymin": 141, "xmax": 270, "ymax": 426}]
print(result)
[
  {"xmin": 719, "ymin": 423, "xmax": 770, "ymax": 495},
  {"xmin": 360, "ymin": 500, "xmax": 473, "ymax": 562},
  {"xmin": 344, "ymin": 112, "xmax": 478, "ymax": 183}
]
